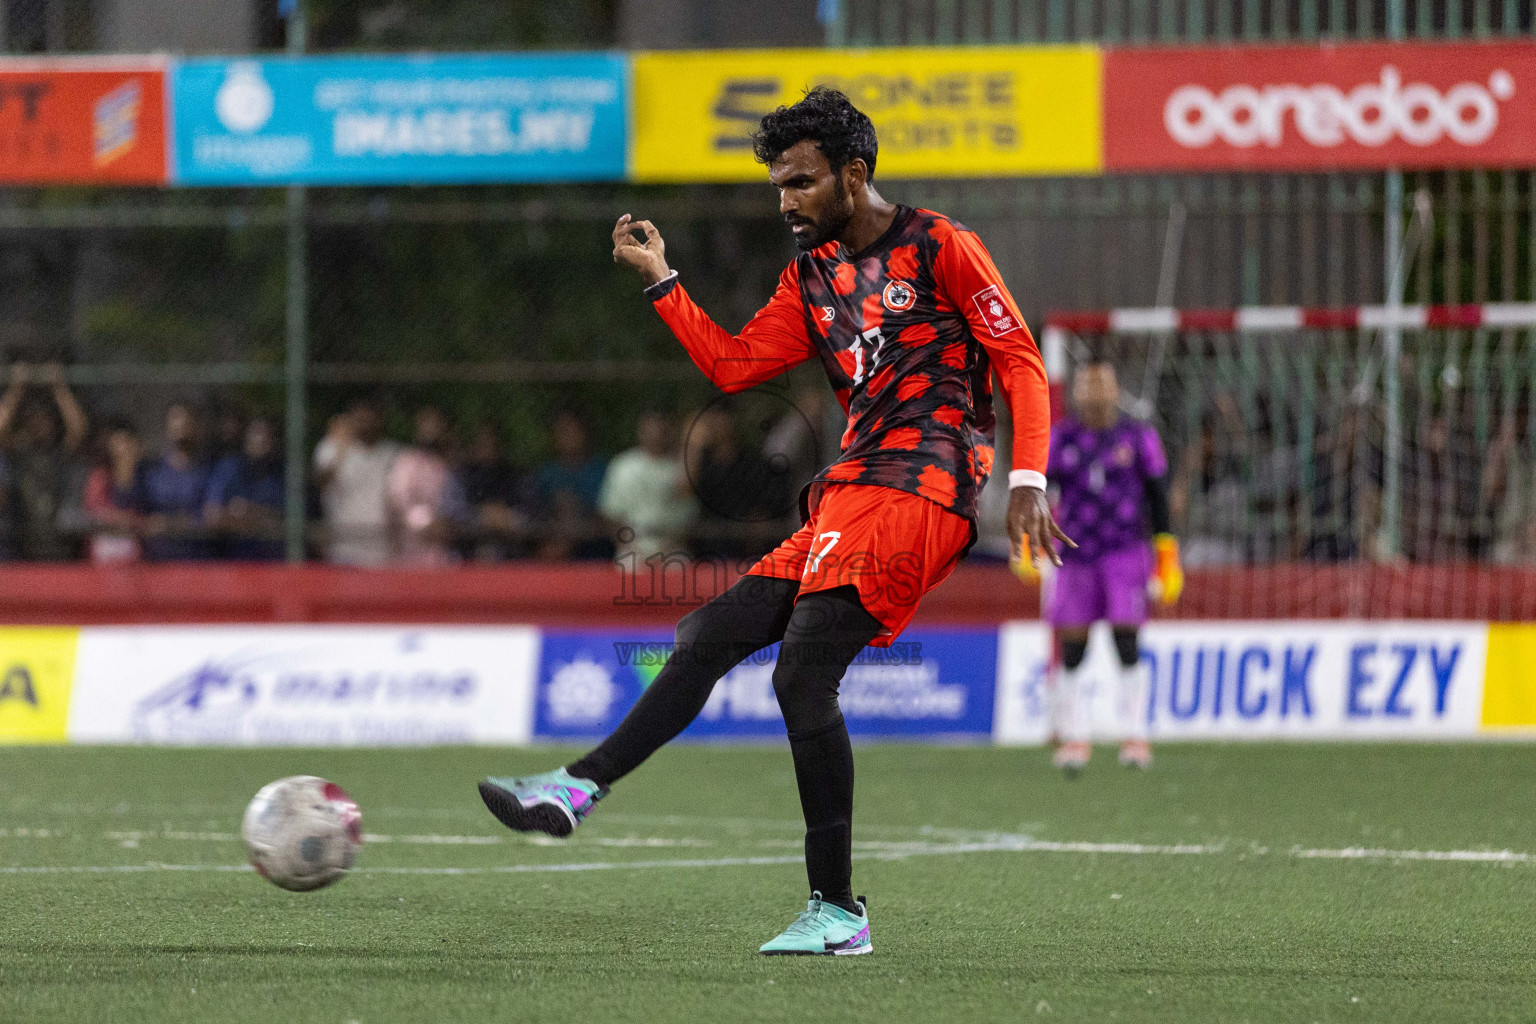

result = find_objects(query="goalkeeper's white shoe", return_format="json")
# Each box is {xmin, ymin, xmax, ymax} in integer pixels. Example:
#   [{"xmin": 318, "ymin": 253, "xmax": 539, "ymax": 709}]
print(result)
[
  {"xmin": 1053, "ymin": 741, "xmax": 1091, "ymax": 777},
  {"xmin": 1119, "ymin": 740, "xmax": 1153, "ymax": 770}
]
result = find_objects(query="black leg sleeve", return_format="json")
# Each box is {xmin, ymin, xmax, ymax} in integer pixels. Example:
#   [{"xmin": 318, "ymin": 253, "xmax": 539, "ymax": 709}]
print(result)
[
  {"xmin": 771, "ymin": 586, "xmax": 885, "ymax": 912},
  {"xmin": 1111, "ymin": 626, "xmax": 1141, "ymax": 668},
  {"xmin": 567, "ymin": 574, "xmax": 799, "ymax": 787}
]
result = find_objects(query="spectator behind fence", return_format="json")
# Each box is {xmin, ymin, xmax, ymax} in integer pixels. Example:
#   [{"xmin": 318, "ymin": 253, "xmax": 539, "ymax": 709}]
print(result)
[
  {"xmin": 81, "ymin": 417, "xmax": 145, "ymax": 563},
  {"xmin": 0, "ymin": 363, "xmax": 88, "ymax": 560},
  {"xmin": 206, "ymin": 415, "xmax": 285, "ymax": 561},
  {"xmin": 1483, "ymin": 414, "xmax": 1536, "ymax": 564},
  {"xmin": 1402, "ymin": 407, "xmax": 1488, "ymax": 563},
  {"xmin": 314, "ymin": 399, "xmax": 401, "ymax": 567},
  {"xmin": 532, "ymin": 408, "xmax": 609, "ymax": 560},
  {"xmin": 460, "ymin": 420, "xmax": 528, "ymax": 562},
  {"xmin": 210, "ymin": 403, "xmax": 246, "ymax": 463},
  {"xmin": 599, "ymin": 409, "xmax": 695, "ymax": 561},
  {"xmin": 1307, "ymin": 403, "xmax": 1382, "ymax": 562},
  {"xmin": 762, "ymin": 385, "xmax": 827, "ymax": 498},
  {"xmin": 386, "ymin": 406, "xmax": 466, "ymax": 567},
  {"xmin": 686, "ymin": 404, "xmax": 788, "ymax": 559},
  {"xmin": 139, "ymin": 403, "xmax": 214, "ymax": 561},
  {"xmin": 1170, "ymin": 398, "xmax": 1250, "ymax": 567}
]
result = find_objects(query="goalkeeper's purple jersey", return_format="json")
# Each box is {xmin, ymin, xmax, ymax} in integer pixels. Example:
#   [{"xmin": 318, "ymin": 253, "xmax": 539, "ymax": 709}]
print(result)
[{"xmin": 1047, "ymin": 415, "xmax": 1167, "ymax": 563}]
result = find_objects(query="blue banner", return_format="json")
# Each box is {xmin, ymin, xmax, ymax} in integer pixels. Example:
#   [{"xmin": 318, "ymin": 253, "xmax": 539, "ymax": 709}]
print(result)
[
  {"xmin": 170, "ymin": 53, "xmax": 627, "ymax": 185},
  {"xmin": 534, "ymin": 627, "xmax": 998, "ymax": 741}
]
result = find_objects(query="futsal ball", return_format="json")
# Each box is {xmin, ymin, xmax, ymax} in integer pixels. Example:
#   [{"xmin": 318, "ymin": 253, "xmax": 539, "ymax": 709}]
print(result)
[{"xmin": 241, "ymin": 775, "xmax": 362, "ymax": 891}]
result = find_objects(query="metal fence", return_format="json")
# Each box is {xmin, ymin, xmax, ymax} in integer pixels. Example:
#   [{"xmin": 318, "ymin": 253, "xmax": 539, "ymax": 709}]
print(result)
[{"xmin": 0, "ymin": 0, "xmax": 1531, "ymax": 569}]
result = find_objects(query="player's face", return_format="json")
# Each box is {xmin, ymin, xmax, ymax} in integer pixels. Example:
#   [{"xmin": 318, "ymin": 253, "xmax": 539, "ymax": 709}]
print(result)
[
  {"xmin": 1074, "ymin": 364, "xmax": 1120, "ymax": 427},
  {"xmin": 770, "ymin": 140, "xmax": 855, "ymax": 252}
]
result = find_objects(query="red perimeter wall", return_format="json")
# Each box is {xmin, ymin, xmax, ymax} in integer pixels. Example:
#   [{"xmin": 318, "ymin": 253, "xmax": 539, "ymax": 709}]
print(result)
[{"xmin": 0, "ymin": 562, "xmax": 1532, "ymax": 625}]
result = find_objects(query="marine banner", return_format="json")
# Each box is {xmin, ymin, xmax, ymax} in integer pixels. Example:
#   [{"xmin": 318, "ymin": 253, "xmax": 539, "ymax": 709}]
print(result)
[
  {"xmin": 630, "ymin": 46, "xmax": 1102, "ymax": 182},
  {"xmin": 66, "ymin": 626, "xmax": 539, "ymax": 746}
]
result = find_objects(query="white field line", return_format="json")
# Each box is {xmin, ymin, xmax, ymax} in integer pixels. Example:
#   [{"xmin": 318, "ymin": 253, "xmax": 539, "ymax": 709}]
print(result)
[
  {"xmin": 95, "ymin": 830, "xmax": 714, "ymax": 848},
  {"xmin": 0, "ymin": 839, "xmax": 1205, "ymax": 876},
  {"xmin": 1292, "ymin": 846, "xmax": 1534, "ymax": 863},
  {"xmin": 6, "ymin": 838, "xmax": 1533, "ymax": 876}
]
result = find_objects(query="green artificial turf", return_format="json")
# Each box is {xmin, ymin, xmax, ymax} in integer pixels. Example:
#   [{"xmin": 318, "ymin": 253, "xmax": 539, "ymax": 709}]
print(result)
[{"xmin": 1, "ymin": 743, "xmax": 1534, "ymax": 1022}]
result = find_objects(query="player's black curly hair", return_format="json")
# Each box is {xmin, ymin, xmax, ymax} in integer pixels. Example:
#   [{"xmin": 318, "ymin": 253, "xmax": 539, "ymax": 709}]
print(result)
[{"xmin": 751, "ymin": 86, "xmax": 878, "ymax": 179}]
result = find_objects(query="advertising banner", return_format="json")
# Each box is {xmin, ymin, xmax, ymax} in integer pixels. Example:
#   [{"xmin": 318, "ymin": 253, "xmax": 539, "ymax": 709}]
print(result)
[
  {"xmin": 996, "ymin": 621, "xmax": 1488, "ymax": 743},
  {"xmin": 1481, "ymin": 623, "xmax": 1536, "ymax": 731},
  {"xmin": 0, "ymin": 628, "xmax": 79, "ymax": 744},
  {"xmin": 67, "ymin": 626, "xmax": 538, "ymax": 746},
  {"xmin": 630, "ymin": 46, "xmax": 1102, "ymax": 182},
  {"xmin": 0, "ymin": 58, "xmax": 166, "ymax": 184},
  {"xmin": 170, "ymin": 53, "xmax": 627, "ymax": 185},
  {"xmin": 534, "ymin": 627, "xmax": 999, "ymax": 740},
  {"xmin": 1104, "ymin": 41, "xmax": 1536, "ymax": 173}
]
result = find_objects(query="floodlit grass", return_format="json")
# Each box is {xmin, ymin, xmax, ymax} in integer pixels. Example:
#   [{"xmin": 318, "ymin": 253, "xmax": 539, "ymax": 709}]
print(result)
[{"xmin": 2, "ymin": 743, "xmax": 1535, "ymax": 1022}]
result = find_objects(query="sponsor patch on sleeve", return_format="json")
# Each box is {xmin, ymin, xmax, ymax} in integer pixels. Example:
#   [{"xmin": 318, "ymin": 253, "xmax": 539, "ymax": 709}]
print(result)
[{"xmin": 972, "ymin": 285, "xmax": 1022, "ymax": 337}]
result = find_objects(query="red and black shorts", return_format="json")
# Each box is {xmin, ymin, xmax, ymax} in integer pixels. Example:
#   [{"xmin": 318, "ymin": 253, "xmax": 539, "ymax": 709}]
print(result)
[{"xmin": 747, "ymin": 482, "xmax": 973, "ymax": 647}]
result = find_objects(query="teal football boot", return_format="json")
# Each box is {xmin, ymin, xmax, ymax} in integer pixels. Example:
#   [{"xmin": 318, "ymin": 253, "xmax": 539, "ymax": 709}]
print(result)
[
  {"xmin": 759, "ymin": 892, "xmax": 872, "ymax": 956},
  {"xmin": 478, "ymin": 767, "xmax": 607, "ymax": 838}
]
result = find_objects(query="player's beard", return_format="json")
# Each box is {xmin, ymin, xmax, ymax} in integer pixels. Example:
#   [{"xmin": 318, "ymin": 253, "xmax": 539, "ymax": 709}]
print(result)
[{"xmin": 787, "ymin": 178, "xmax": 854, "ymax": 253}]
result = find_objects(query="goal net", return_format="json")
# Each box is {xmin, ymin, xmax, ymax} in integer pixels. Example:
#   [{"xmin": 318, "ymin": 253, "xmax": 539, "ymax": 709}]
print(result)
[{"xmin": 1036, "ymin": 304, "xmax": 1536, "ymax": 620}]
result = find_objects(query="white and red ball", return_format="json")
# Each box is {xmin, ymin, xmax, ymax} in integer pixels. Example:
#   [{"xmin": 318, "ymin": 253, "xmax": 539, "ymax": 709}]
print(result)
[{"xmin": 241, "ymin": 776, "xmax": 362, "ymax": 892}]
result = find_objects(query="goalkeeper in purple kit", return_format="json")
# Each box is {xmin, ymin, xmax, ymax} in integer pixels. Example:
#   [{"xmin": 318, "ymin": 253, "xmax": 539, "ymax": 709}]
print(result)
[{"xmin": 1043, "ymin": 360, "xmax": 1182, "ymax": 773}]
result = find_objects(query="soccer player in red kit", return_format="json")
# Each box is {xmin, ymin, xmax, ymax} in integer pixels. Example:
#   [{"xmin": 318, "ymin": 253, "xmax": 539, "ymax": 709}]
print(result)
[{"xmin": 478, "ymin": 88, "xmax": 1069, "ymax": 956}]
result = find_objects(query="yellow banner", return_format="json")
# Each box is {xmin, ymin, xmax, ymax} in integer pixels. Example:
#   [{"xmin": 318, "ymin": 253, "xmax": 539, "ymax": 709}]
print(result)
[
  {"xmin": 631, "ymin": 46, "xmax": 1103, "ymax": 183},
  {"xmin": 0, "ymin": 627, "xmax": 78, "ymax": 744},
  {"xmin": 1482, "ymin": 623, "xmax": 1536, "ymax": 729}
]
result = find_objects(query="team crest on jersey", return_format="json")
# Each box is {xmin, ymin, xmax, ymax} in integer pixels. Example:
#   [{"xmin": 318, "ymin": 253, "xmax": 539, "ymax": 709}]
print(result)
[
  {"xmin": 972, "ymin": 285, "xmax": 1021, "ymax": 337},
  {"xmin": 882, "ymin": 280, "xmax": 916, "ymax": 312}
]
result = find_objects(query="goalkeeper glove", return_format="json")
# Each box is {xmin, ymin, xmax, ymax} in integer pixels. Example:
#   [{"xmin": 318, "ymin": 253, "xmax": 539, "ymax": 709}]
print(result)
[
  {"xmin": 1151, "ymin": 533, "xmax": 1184, "ymax": 605},
  {"xmin": 1010, "ymin": 551, "xmax": 1041, "ymax": 585}
]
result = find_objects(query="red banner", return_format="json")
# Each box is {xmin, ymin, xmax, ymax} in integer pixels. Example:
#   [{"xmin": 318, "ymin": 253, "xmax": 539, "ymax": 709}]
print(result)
[
  {"xmin": 1104, "ymin": 41, "xmax": 1536, "ymax": 173},
  {"xmin": 0, "ymin": 58, "xmax": 167, "ymax": 185}
]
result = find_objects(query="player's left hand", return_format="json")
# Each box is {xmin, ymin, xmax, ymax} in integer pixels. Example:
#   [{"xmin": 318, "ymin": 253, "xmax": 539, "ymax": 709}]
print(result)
[{"xmin": 1008, "ymin": 485, "xmax": 1074, "ymax": 568}]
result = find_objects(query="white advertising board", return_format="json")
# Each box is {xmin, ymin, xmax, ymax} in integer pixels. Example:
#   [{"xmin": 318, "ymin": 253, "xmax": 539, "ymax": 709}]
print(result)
[
  {"xmin": 995, "ymin": 621, "xmax": 1487, "ymax": 744},
  {"xmin": 68, "ymin": 626, "xmax": 539, "ymax": 746}
]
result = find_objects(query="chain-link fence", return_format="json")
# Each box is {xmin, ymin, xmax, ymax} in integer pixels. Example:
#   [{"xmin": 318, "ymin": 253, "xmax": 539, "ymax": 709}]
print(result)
[{"xmin": 0, "ymin": 0, "xmax": 1531, "ymax": 573}]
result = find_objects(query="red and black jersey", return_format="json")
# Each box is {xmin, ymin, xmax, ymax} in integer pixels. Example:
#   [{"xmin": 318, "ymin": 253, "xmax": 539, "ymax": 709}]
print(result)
[{"xmin": 650, "ymin": 205, "xmax": 1050, "ymax": 523}]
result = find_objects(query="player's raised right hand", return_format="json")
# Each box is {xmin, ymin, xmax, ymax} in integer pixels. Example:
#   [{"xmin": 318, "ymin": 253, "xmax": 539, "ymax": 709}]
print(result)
[{"xmin": 612, "ymin": 214, "xmax": 673, "ymax": 287}]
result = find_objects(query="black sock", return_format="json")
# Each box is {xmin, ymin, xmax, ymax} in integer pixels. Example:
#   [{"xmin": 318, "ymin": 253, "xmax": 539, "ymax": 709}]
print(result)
[
  {"xmin": 790, "ymin": 718, "xmax": 857, "ymax": 913},
  {"xmin": 773, "ymin": 587, "xmax": 884, "ymax": 916}
]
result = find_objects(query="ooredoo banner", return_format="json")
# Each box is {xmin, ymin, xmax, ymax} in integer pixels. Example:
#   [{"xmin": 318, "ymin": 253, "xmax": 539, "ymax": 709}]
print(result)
[
  {"xmin": 0, "ymin": 58, "xmax": 167, "ymax": 184},
  {"xmin": 1104, "ymin": 41, "xmax": 1536, "ymax": 173}
]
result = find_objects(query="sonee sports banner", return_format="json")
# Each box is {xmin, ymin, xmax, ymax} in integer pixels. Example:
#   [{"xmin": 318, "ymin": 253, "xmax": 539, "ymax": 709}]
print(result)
[{"xmin": 629, "ymin": 45, "xmax": 1102, "ymax": 182}]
